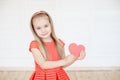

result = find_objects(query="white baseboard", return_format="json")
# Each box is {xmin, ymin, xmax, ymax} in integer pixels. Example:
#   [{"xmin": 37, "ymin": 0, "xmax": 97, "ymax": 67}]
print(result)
[{"xmin": 0, "ymin": 67, "xmax": 120, "ymax": 71}]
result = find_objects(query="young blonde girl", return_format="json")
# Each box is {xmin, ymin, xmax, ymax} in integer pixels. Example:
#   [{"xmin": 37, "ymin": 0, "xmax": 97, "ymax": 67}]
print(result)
[{"xmin": 29, "ymin": 10, "xmax": 85, "ymax": 80}]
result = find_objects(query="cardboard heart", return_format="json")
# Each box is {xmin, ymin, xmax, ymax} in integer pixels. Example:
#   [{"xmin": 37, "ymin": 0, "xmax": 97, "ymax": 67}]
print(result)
[{"xmin": 69, "ymin": 43, "xmax": 85, "ymax": 57}]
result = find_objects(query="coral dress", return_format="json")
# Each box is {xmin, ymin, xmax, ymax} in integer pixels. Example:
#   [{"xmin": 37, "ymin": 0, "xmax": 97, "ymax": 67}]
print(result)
[{"xmin": 29, "ymin": 40, "xmax": 70, "ymax": 80}]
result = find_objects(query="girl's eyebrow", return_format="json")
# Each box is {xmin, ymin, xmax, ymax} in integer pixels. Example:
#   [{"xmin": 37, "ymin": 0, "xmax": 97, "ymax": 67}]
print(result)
[{"xmin": 34, "ymin": 26, "xmax": 41, "ymax": 29}]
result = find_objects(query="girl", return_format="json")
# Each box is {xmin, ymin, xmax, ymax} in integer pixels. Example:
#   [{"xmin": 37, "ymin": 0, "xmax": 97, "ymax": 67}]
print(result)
[{"xmin": 29, "ymin": 10, "xmax": 85, "ymax": 80}]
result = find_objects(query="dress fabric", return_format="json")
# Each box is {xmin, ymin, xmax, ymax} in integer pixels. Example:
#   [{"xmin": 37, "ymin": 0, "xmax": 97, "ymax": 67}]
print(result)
[{"xmin": 29, "ymin": 40, "xmax": 70, "ymax": 80}]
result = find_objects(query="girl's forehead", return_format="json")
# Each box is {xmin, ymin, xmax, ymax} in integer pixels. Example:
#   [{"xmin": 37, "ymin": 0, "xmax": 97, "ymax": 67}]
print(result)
[
  {"xmin": 33, "ymin": 16, "xmax": 49, "ymax": 23},
  {"xmin": 33, "ymin": 16, "xmax": 49, "ymax": 22},
  {"xmin": 33, "ymin": 17, "xmax": 50, "ymax": 26}
]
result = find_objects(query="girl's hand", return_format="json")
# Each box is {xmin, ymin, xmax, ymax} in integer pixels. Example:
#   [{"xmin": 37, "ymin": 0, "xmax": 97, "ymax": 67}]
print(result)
[
  {"xmin": 69, "ymin": 43, "xmax": 85, "ymax": 58},
  {"xmin": 78, "ymin": 50, "xmax": 86, "ymax": 60}
]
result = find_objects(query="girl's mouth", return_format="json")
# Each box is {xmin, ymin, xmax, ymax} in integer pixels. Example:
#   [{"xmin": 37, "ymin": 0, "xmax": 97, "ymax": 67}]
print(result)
[{"xmin": 41, "ymin": 33, "xmax": 48, "ymax": 36}]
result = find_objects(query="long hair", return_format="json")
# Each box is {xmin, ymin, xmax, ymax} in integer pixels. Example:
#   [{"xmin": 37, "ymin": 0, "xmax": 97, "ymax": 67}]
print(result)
[{"xmin": 30, "ymin": 11, "xmax": 65, "ymax": 60}]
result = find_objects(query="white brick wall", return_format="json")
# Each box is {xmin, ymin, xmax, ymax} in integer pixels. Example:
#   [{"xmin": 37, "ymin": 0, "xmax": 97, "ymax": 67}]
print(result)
[{"xmin": 0, "ymin": 0, "xmax": 120, "ymax": 67}]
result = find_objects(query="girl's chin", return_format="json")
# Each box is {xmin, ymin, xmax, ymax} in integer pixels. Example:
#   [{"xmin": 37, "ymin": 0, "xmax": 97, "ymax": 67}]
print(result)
[{"xmin": 40, "ymin": 35, "xmax": 50, "ymax": 39}]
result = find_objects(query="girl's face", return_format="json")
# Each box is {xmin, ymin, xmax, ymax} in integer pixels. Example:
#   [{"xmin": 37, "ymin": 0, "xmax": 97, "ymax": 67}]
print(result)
[{"xmin": 33, "ymin": 17, "xmax": 52, "ymax": 42}]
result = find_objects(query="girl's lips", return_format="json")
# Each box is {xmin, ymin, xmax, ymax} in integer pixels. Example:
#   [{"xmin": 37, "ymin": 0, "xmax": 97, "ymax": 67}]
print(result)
[{"xmin": 41, "ymin": 33, "xmax": 48, "ymax": 36}]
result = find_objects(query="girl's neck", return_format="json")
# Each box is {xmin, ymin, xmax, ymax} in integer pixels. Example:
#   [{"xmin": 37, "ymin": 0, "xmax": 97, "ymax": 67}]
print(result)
[{"xmin": 42, "ymin": 37, "xmax": 53, "ymax": 42}]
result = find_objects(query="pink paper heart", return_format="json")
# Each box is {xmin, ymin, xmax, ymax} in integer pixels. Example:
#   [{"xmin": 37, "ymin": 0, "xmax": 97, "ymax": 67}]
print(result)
[{"xmin": 69, "ymin": 43, "xmax": 85, "ymax": 58}]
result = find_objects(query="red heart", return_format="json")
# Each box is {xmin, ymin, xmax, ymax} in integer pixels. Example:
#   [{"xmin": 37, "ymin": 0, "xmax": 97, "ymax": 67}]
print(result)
[{"xmin": 69, "ymin": 43, "xmax": 85, "ymax": 58}]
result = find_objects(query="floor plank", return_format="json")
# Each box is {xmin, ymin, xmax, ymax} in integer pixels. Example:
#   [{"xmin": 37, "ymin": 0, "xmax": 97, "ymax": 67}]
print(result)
[{"xmin": 0, "ymin": 70, "xmax": 120, "ymax": 80}]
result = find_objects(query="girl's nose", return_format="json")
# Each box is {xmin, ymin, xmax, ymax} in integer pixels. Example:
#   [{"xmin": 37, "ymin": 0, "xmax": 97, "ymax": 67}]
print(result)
[{"xmin": 41, "ymin": 28, "xmax": 46, "ymax": 32}]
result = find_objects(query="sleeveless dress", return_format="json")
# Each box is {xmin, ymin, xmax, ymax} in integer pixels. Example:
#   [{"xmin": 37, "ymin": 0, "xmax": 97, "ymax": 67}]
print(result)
[{"xmin": 29, "ymin": 40, "xmax": 70, "ymax": 80}]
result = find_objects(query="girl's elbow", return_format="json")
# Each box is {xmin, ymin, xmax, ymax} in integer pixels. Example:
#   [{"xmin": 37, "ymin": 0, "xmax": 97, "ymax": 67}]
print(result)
[
  {"xmin": 36, "ymin": 61, "xmax": 49, "ymax": 69},
  {"xmin": 40, "ymin": 64, "xmax": 49, "ymax": 69}
]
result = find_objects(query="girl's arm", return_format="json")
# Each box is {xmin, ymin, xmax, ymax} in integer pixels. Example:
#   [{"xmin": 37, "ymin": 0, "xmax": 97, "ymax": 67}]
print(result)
[
  {"xmin": 62, "ymin": 55, "xmax": 76, "ymax": 68},
  {"xmin": 31, "ymin": 48, "xmax": 76, "ymax": 69},
  {"xmin": 63, "ymin": 50, "xmax": 86, "ymax": 68}
]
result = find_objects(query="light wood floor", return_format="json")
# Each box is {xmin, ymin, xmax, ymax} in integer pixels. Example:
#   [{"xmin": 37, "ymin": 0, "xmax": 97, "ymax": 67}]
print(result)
[{"xmin": 0, "ymin": 70, "xmax": 120, "ymax": 80}]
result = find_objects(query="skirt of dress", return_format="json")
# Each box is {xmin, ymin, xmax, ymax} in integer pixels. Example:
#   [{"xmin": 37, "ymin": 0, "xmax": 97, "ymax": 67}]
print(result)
[{"xmin": 30, "ymin": 67, "xmax": 70, "ymax": 80}]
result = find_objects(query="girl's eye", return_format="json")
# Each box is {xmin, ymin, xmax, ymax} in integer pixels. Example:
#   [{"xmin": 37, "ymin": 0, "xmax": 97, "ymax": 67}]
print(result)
[
  {"xmin": 37, "ymin": 27, "xmax": 41, "ymax": 30},
  {"xmin": 44, "ymin": 25, "xmax": 48, "ymax": 28}
]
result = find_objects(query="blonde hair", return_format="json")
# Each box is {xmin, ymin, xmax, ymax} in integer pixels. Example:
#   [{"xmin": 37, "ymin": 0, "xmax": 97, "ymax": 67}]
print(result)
[{"xmin": 30, "ymin": 11, "xmax": 65, "ymax": 60}]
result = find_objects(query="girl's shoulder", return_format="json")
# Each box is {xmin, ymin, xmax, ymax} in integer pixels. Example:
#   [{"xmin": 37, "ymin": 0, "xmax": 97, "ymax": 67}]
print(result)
[
  {"xmin": 58, "ymin": 39, "xmax": 65, "ymax": 47},
  {"xmin": 29, "ymin": 40, "xmax": 39, "ymax": 52},
  {"xmin": 30, "ymin": 40, "xmax": 37, "ymax": 44},
  {"xmin": 30, "ymin": 40, "xmax": 38, "ymax": 46}
]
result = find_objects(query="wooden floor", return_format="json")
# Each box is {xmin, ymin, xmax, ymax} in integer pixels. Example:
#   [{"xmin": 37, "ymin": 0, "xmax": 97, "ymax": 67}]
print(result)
[{"xmin": 0, "ymin": 70, "xmax": 120, "ymax": 80}]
